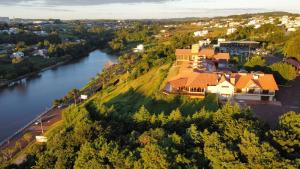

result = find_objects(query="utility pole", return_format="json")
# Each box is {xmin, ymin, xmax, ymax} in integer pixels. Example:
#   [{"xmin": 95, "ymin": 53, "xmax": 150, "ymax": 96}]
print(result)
[{"xmin": 40, "ymin": 116, "xmax": 44, "ymax": 135}]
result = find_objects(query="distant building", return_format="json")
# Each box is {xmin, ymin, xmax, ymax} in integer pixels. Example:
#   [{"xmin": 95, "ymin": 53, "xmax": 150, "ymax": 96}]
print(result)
[
  {"xmin": 287, "ymin": 28, "xmax": 296, "ymax": 32},
  {"xmin": 33, "ymin": 49, "xmax": 49, "ymax": 59},
  {"xmin": 254, "ymin": 24, "xmax": 261, "ymax": 29},
  {"xmin": 194, "ymin": 30, "xmax": 208, "ymax": 37},
  {"xmin": 248, "ymin": 20, "xmax": 257, "ymax": 26},
  {"xmin": 133, "ymin": 44, "xmax": 144, "ymax": 53},
  {"xmin": 227, "ymin": 28, "xmax": 237, "ymax": 35},
  {"xmin": 33, "ymin": 31, "xmax": 48, "ymax": 36},
  {"xmin": 199, "ymin": 39, "xmax": 211, "ymax": 47},
  {"xmin": 295, "ymin": 17, "xmax": 300, "ymax": 27},
  {"xmin": 0, "ymin": 17, "xmax": 10, "ymax": 24},
  {"xmin": 218, "ymin": 41, "xmax": 260, "ymax": 56},
  {"xmin": 281, "ymin": 16, "xmax": 289, "ymax": 25},
  {"xmin": 10, "ymin": 52, "xmax": 25, "ymax": 59}
]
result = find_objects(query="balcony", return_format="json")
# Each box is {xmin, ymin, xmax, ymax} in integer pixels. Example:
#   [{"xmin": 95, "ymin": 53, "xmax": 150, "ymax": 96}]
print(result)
[{"xmin": 234, "ymin": 91, "xmax": 275, "ymax": 96}]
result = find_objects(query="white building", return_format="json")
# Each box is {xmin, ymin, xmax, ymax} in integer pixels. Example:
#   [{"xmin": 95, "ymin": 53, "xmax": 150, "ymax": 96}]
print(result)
[
  {"xmin": 33, "ymin": 49, "xmax": 49, "ymax": 59},
  {"xmin": 248, "ymin": 20, "xmax": 257, "ymax": 26},
  {"xmin": 194, "ymin": 30, "xmax": 208, "ymax": 37},
  {"xmin": 33, "ymin": 31, "xmax": 48, "ymax": 36},
  {"xmin": 287, "ymin": 28, "xmax": 296, "ymax": 32},
  {"xmin": 227, "ymin": 28, "xmax": 237, "ymax": 35},
  {"xmin": 10, "ymin": 52, "xmax": 25, "ymax": 59},
  {"xmin": 254, "ymin": 24, "xmax": 261, "ymax": 29},
  {"xmin": 133, "ymin": 44, "xmax": 144, "ymax": 53},
  {"xmin": 281, "ymin": 16, "xmax": 289, "ymax": 25},
  {"xmin": 207, "ymin": 75, "xmax": 235, "ymax": 99},
  {"xmin": 295, "ymin": 17, "xmax": 300, "ymax": 27},
  {"xmin": 217, "ymin": 38, "xmax": 226, "ymax": 46},
  {"xmin": 199, "ymin": 39, "xmax": 211, "ymax": 47}
]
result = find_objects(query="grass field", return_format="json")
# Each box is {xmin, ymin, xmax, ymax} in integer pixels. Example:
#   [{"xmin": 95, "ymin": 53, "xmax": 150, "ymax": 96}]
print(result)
[{"xmin": 85, "ymin": 63, "xmax": 218, "ymax": 117}]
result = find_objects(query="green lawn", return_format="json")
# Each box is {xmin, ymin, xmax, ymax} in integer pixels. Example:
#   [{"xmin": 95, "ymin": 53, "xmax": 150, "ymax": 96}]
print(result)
[{"xmin": 84, "ymin": 63, "xmax": 218, "ymax": 117}]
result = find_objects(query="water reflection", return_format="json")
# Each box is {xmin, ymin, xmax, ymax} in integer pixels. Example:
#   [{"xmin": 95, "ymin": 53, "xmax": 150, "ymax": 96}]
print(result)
[{"xmin": 0, "ymin": 50, "xmax": 116, "ymax": 141}]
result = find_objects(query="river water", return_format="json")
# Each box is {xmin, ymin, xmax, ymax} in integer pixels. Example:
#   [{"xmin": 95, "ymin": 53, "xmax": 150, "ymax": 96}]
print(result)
[{"xmin": 0, "ymin": 50, "xmax": 117, "ymax": 141}]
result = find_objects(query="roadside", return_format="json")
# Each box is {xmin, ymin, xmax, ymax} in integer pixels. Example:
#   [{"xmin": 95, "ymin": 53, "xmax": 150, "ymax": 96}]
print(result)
[{"xmin": 0, "ymin": 108, "xmax": 62, "ymax": 161}]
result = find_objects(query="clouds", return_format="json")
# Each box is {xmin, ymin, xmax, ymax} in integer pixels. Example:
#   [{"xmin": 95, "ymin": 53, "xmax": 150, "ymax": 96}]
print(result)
[
  {"xmin": 1, "ymin": 0, "xmax": 175, "ymax": 6},
  {"xmin": 0, "ymin": 0, "xmax": 299, "ymax": 19}
]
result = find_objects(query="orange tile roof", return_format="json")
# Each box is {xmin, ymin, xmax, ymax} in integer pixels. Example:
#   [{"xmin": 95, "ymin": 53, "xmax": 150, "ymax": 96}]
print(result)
[
  {"xmin": 199, "ymin": 48, "xmax": 215, "ymax": 58},
  {"xmin": 213, "ymin": 53, "xmax": 230, "ymax": 61},
  {"xmin": 235, "ymin": 74, "xmax": 279, "ymax": 91},
  {"xmin": 176, "ymin": 49, "xmax": 192, "ymax": 56},
  {"xmin": 168, "ymin": 72, "xmax": 218, "ymax": 89},
  {"xmin": 257, "ymin": 74, "xmax": 279, "ymax": 91},
  {"xmin": 169, "ymin": 78, "xmax": 188, "ymax": 89}
]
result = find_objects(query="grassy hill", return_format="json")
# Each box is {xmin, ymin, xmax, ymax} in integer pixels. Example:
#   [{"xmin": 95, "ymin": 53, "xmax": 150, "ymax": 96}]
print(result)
[{"xmin": 81, "ymin": 63, "xmax": 218, "ymax": 120}]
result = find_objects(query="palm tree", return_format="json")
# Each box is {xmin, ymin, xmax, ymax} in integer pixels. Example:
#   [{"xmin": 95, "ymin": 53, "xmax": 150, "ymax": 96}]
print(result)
[{"xmin": 71, "ymin": 88, "xmax": 80, "ymax": 105}]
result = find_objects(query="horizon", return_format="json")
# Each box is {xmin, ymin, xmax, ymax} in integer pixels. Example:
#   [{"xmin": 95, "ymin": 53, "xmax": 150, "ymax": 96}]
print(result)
[{"xmin": 0, "ymin": 0, "xmax": 300, "ymax": 20}]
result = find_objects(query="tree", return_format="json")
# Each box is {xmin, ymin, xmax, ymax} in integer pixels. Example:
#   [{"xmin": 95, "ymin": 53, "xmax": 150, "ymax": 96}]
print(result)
[
  {"xmin": 201, "ymin": 130, "xmax": 242, "ymax": 168},
  {"xmin": 70, "ymin": 88, "xmax": 80, "ymax": 105},
  {"xmin": 283, "ymin": 31, "xmax": 300, "ymax": 61},
  {"xmin": 244, "ymin": 56, "xmax": 266, "ymax": 71},
  {"xmin": 133, "ymin": 106, "xmax": 151, "ymax": 123},
  {"xmin": 140, "ymin": 143, "xmax": 170, "ymax": 169},
  {"xmin": 22, "ymin": 132, "xmax": 33, "ymax": 143},
  {"xmin": 270, "ymin": 112, "xmax": 300, "ymax": 159},
  {"xmin": 168, "ymin": 109, "xmax": 183, "ymax": 122},
  {"xmin": 270, "ymin": 62, "xmax": 297, "ymax": 83}
]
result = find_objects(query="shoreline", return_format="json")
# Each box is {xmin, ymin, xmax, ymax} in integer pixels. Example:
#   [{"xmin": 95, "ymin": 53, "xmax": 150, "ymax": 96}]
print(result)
[
  {"xmin": 0, "ymin": 60, "xmax": 70, "ymax": 88},
  {"xmin": 0, "ymin": 47, "xmax": 115, "ymax": 88}
]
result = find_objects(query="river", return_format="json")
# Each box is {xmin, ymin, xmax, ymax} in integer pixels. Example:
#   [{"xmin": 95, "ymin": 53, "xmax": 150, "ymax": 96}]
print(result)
[{"xmin": 0, "ymin": 50, "xmax": 117, "ymax": 141}]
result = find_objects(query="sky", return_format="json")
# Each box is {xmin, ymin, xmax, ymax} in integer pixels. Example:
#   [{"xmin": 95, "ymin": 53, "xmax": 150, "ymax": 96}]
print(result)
[{"xmin": 0, "ymin": 0, "xmax": 299, "ymax": 19}]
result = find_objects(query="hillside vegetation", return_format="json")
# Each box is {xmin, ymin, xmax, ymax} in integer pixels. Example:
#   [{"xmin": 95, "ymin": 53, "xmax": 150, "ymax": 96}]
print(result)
[{"xmin": 4, "ymin": 63, "xmax": 299, "ymax": 169}]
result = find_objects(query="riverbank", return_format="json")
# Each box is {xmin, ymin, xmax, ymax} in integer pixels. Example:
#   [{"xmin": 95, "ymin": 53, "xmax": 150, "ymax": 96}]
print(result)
[
  {"xmin": 0, "ymin": 107, "xmax": 62, "ymax": 161},
  {"xmin": 0, "ymin": 60, "xmax": 69, "ymax": 88},
  {"xmin": 0, "ymin": 47, "xmax": 105, "ymax": 88}
]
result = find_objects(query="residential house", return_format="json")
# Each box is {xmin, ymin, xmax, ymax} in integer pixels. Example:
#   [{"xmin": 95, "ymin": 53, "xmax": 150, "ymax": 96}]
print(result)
[
  {"xmin": 194, "ymin": 30, "xmax": 208, "ymax": 37},
  {"xmin": 164, "ymin": 72, "xmax": 278, "ymax": 101},
  {"xmin": 33, "ymin": 49, "xmax": 49, "ymax": 59},
  {"xmin": 233, "ymin": 73, "xmax": 278, "ymax": 101}
]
